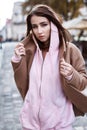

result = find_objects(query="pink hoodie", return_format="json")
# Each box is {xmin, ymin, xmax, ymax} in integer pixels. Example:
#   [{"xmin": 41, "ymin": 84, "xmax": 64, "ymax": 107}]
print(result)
[{"xmin": 19, "ymin": 23, "xmax": 75, "ymax": 130}]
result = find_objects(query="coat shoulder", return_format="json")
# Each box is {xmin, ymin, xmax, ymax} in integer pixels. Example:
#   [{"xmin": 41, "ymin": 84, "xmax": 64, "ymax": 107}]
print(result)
[
  {"xmin": 66, "ymin": 42, "xmax": 83, "ymax": 61},
  {"xmin": 67, "ymin": 42, "xmax": 80, "ymax": 52}
]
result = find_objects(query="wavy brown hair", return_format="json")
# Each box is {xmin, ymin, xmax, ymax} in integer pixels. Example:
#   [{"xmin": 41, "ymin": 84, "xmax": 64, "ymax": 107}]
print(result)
[{"xmin": 26, "ymin": 4, "xmax": 72, "ymax": 47}]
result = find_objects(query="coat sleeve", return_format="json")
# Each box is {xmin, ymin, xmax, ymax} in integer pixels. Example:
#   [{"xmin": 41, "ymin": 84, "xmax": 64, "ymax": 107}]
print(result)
[
  {"xmin": 63, "ymin": 43, "xmax": 87, "ymax": 114},
  {"xmin": 66, "ymin": 43, "xmax": 87, "ymax": 91},
  {"xmin": 11, "ymin": 56, "xmax": 28, "ymax": 99}
]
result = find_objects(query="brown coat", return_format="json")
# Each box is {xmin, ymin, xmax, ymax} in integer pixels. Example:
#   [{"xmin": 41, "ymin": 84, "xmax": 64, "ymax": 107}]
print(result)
[{"xmin": 11, "ymin": 36, "xmax": 87, "ymax": 116}]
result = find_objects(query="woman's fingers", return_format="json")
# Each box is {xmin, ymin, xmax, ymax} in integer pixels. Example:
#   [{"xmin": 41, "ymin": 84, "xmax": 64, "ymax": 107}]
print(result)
[
  {"xmin": 15, "ymin": 43, "xmax": 26, "ymax": 57},
  {"xmin": 60, "ymin": 58, "xmax": 73, "ymax": 77},
  {"xmin": 16, "ymin": 43, "xmax": 24, "ymax": 47}
]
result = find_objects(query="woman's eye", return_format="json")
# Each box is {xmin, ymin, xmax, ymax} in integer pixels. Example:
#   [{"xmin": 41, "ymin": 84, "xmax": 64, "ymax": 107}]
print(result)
[
  {"xmin": 32, "ymin": 25, "xmax": 37, "ymax": 29},
  {"xmin": 41, "ymin": 23, "xmax": 48, "ymax": 27},
  {"xmin": 32, "ymin": 23, "xmax": 48, "ymax": 29}
]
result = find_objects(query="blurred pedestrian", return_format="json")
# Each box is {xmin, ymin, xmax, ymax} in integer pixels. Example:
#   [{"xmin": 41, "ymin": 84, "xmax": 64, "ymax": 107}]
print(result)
[{"xmin": 11, "ymin": 4, "xmax": 87, "ymax": 130}]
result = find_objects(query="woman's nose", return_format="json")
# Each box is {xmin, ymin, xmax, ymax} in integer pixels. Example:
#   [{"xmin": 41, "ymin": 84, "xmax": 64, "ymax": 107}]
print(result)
[{"xmin": 38, "ymin": 26, "xmax": 43, "ymax": 33}]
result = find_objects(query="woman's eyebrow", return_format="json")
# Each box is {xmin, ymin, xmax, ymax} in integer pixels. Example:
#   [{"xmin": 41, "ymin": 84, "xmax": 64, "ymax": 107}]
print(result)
[
  {"xmin": 40, "ymin": 21, "xmax": 48, "ymax": 24},
  {"xmin": 32, "ymin": 21, "xmax": 49, "ymax": 25}
]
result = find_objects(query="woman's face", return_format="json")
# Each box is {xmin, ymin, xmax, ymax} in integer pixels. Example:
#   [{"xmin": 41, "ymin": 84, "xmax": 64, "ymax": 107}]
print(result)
[{"xmin": 31, "ymin": 15, "xmax": 51, "ymax": 43}]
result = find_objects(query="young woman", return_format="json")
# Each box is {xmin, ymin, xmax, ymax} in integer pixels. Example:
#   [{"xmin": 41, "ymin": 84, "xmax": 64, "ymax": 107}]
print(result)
[{"xmin": 11, "ymin": 4, "xmax": 87, "ymax": 130}]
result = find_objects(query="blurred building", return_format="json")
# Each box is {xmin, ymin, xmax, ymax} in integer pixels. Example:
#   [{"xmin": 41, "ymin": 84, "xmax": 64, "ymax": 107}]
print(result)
[
  {"xmin": 12, "ymin": 1, "xmax": 26, "ymax": 41},
  {"xmin": 0, "ymin": 1, "xmax": 27, "ymax": 42},
  {"xmin": 63, "ymin": 6, "xmax": 87, "ymax": 59}
]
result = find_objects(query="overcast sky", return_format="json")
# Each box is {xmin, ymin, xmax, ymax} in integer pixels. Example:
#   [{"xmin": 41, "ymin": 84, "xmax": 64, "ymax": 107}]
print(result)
[{"xmin": 0, "ymin": 0, "xmax": 25, "ymax": 30}]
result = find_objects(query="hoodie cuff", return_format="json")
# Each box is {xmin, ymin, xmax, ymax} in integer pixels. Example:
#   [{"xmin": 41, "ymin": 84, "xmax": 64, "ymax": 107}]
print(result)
[
  {"xmin": 11, "ymin": 54, "xmax": 22, "ymax": 63},
  {"xmin": 65, "ymin": 73, "xmax": 73, "ymax": 81}
]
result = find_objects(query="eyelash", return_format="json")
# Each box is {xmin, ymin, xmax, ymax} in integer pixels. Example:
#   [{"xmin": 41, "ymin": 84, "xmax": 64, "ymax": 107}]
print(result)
[
  {"xmin": 32, "ymin": 23, "xmax": 48, "ymax": 29},
  {"xmin": 41, "ymin": 23, "xmax": 48, "ymax": 27}
]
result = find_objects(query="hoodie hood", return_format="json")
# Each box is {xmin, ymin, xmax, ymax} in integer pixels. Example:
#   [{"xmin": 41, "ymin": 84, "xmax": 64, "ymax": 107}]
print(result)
[
  {"xmin": 50, "ymin": 22, "xmax": 59, "ymax": 51},
  {"xmin": 32, "ymin": 22, "xmax": 59, "ymax": 51}
]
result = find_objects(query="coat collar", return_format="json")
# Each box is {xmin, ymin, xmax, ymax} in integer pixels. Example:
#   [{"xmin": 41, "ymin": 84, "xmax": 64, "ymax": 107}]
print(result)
[{"xmin": 59, "ymin": 39, "xmax": 67, "ymax": 60}]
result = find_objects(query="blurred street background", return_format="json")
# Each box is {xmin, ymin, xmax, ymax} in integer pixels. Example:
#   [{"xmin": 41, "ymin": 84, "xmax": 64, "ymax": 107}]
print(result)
[{"xmin": 0, "ymin": 0, "xmax": 87, "ymax": 130}]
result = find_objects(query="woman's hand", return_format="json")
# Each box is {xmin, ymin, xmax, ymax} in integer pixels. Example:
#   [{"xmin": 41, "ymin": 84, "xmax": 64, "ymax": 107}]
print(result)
[
  {"xmin": 60, "ymin": 58, "xmax": 73, "ymax": 78},
  {"xmin": 14, "ymin": 43, "xmax": 26, "ymax": 58}
]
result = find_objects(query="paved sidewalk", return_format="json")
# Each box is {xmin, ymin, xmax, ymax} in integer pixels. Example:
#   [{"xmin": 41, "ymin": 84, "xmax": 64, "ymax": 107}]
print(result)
[
  {"xmin": 0, "ymin": 42, "xmax": 87, "ymax": 130},
  {"xmin": 0, "ymin": 42, "xmax": 23, "ymax": 130}
]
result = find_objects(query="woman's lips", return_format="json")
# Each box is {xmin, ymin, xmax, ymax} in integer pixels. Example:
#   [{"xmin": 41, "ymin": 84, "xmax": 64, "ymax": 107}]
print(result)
[{"xmin": 38, "ymin": 35, "xmax": 45, "ymax": 39}]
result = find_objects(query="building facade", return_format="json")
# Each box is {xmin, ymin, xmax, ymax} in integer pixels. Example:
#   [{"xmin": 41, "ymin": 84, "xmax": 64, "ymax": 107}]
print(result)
[
  {"xmin": 12, "ymin": 2, "xmax": 27, "ymax": 41},
  {"xmin": 0, "ymin": 1, "xmax": 27, "ymax": 42}
]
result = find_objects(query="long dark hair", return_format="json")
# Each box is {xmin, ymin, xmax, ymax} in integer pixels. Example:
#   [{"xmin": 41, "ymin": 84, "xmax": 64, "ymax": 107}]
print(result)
[{"xmin": 26, "ymin": 4, "xmax": 72, "ymax": 47}]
